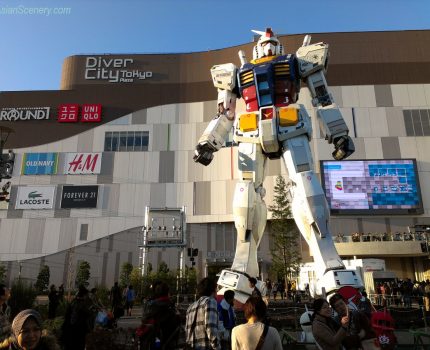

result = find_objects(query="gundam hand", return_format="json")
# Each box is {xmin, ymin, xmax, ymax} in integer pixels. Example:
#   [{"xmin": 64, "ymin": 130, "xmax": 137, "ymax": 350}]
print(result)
[
  {"xmin": 193, "ymin": 142, "xmax": 216, "ymax": 166},
  {"xmin": 332, "ymin": 135, "xmax": 355, "ymax": 160}
]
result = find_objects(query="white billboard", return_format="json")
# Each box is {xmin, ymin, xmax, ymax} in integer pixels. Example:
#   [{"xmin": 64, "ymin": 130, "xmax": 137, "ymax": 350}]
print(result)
[
  {"xmin": 64, "ymin": 152, "xmax": 102, "ymax": 175},
  {"xmin": 16, "ymin": 186, "xmax": 56, "ymax": 209}
]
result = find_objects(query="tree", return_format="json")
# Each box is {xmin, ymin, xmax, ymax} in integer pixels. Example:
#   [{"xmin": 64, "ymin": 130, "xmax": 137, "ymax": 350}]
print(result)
[
  {"xmin": 0, "ymin": 263, "xmax": 6, "ymax": 284},
  {"xmin": 34, "ymin": 265, "xmax": 50, "ymax": 293},
  {"xmin": 75, "ymin": 260, "xmax": 91, "ymax": 288},
  {"xmin": 268, "ymin": 175, "xmax": 302, "ymax": 289},
  {"xmin": 119, "ymin": 262, "xmax": 133, "ymax": 288}
]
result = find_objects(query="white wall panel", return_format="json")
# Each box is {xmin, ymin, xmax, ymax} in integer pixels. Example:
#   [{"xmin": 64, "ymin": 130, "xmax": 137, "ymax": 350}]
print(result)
[
  {"xmin": 415, "ymin": 138, "xmax": 430, "ymax": 172},
  {"xmin": 210, "ymin": 181, "xmax": 227, "ymax": 215},
  {"xmin": 417, "ymin": 172, "xmax": 430, "ymax": 214},
  {"xmin": 369, "ymin": 107, "xmax": 389, "ymax": 137},
  {"xmin": 357, "ymin": 86, "xmax": 376, "ymax": 107},
  {"xmin": 340, "ymin": 108, "xmax": 354, "ymax": 137},
  {"xmin": 113, "ymin": 153, "xmax": 130, "ymax": 183},
  {"xmin": 398, "ymin": 137, "xmax": 419, "ymax": 159},
  {"xmin": 169, "ymin": 124, "xmax": 179, "ymax": 151},
  {"xmin": 42, "ymin": 219, "xmax": 61, "ymax": 254},
  {"xmin": 146, "ymin": 106, "xmax": 162, "ymax": 124},
  {"xmin": 341, "ymin": 86, "xmax": 359, "ymax": 107},
  {"xmin": 128, "ymin": 153, "xmax": 146, "ymax": 183},
  {"xmin": 391, "ymin": 84, "xmax": 411, "ymax": 107},
  {"xmin": 118, "ymin": 184, "xmax": 136, "ymax": 217},
  {"xmin": 107, "ymin": 217, "xmax": 126, "ymax": 235},
  {"xmin": 152, "ymin": 124, "xmax": 168, "ymax": 151},
  {"xmin": 11, "ymin": 219, "xmax": 30, "ymax": 254},
  {"xmin": 88, "ymin": 217, "xmax": 109, "ymax": 241},
  {"xmin": 423, "ymin": 84, "xmax": 430, "ymax": 105},
  {"xmin": 187, "ymin": 102, "xmax": 204, "ymax": 124},
  {"xmin": 132, "ymin": 184, "xmax": 151, "ymax": 216},
  {"xmin": 161, "ymin": 104, "xmax": 177, "ymax": 124},
  {"xmin": 174, "ymin": 151, "xmax": 188, "ymax": 183},
  {"xmin": 176, "ymin": 182, "xmax": 194, "ymax": 215},
  {"xmin": 0, "ymin": 220, "xmax": 15, "ymax": 256},
  {"xmin": 407, "ymin": 84, "xmax": 427, "ymax": 107},
  {"xmin": 165, "ymin": 183, "xmax": 178, "ymax": 208},
  {"xmin": 353, "ymin": 108, "xmax": 372, "ymax": 137},
  {"xmin": 363, "ymin": 138, "xmax": 383, "ymax": 159}
]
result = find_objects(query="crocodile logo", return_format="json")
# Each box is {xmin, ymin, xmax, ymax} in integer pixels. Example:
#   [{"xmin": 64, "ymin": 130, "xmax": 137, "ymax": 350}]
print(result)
[{"xmin": 28, "ymin": 191, "xmax": 42, "ymax": 199}]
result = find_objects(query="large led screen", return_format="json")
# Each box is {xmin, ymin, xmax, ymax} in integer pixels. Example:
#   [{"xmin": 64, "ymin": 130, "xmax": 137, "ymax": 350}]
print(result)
[{"xmin": 320, "ymin": 159, "xmax": 423, "ymax": 215}]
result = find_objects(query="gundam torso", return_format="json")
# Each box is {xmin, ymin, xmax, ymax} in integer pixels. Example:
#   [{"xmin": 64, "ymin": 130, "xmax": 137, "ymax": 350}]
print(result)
[{"xmin": 234, "ymin": 54, "xmax": 310, "ymax": 159}]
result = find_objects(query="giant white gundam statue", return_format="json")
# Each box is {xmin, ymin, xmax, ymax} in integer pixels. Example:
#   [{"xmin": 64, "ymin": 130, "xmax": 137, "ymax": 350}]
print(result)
[{"xmin": 194, "ymin": 28, "xmax": 362, "ymax": 301}]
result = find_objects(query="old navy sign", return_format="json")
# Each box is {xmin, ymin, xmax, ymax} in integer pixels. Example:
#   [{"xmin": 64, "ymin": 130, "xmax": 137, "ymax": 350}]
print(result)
[
  {"xmin": 0, "ymin": 107, "xmax": 50, "ymax": 121},
  {"xmin": 16, "ymin": 186, "xmax": 55, "ymax": 209},
  {"xmin": 22, "ymin": 153, "xmax": 58, "ymax": 175},
  {"xmin": 61, "ymin": 185, "xmax": 98, "ymax": 208},
  {"xmin": 64, "ymin": 152, "xmax": 102, "ymax": 174},
  {"xmin": 84, "ymin": 57, "xmax": 153, "ymax": 83}
]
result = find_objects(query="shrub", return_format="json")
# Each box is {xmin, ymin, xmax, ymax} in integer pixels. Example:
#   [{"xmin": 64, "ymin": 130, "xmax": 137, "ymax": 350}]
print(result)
[{"xmin": 9, "ymin": 279, "xmax": 37, "ymax": 318}]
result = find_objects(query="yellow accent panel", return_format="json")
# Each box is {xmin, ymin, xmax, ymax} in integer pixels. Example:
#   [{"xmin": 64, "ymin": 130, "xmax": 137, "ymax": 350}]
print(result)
[
  {"xmin": 250, "ymin": 56, "xmax": 276, "ymax": 64},
  {"xmin": 240, "ymin": 71, "xmax": 254, "ymax": 85},
  {"xmin": 279, "ymin": 107, "xmax": 299, "ymax": 127},
  {"xmin": 239, "ymin": 113, "xmax": 258, "ymax": 132}
]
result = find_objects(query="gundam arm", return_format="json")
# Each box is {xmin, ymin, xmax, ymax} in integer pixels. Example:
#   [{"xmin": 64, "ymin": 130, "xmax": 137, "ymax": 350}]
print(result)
[
  {"xmin": 296, "ymin": 36, "xmax": 355, "ymax": 160},
  {"xmin": 193, "ymin": 63, "xmax": 238, "ymax": 166}
]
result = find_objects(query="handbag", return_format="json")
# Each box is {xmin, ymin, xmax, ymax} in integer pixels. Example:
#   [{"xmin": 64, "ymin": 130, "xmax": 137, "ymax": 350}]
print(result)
[
  {"xmin": 361, "ymin": 338, "xmax": 381, "ymax": 350},
  {"xmin": 255, "ymin": 323, "xmax": 269, "ymax": 350}
]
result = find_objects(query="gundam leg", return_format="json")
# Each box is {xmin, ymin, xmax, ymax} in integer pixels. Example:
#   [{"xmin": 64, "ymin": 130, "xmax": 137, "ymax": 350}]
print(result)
[
  {"xmin": 281, "ymin": 135, "xmax": 362, "ymax": 296},
  {"xmin": 217, "ymin": 142, "xmax": 268, "ymax": 302}
]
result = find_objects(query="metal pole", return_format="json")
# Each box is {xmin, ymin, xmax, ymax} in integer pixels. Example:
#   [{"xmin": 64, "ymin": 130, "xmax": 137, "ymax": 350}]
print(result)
[{"xmin": 141, "ymin": 206, "xmax": 150, "ymax": 277}]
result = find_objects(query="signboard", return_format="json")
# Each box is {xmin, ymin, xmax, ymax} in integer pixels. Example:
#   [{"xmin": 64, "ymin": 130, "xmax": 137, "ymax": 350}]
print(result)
[
  {"xmin": 15, "ymin": 186, "xmax": 55, "ymax": 209},
  {"xmin": 0, "ymin": 107, "xmax": 50, "ymax": 121},
  {"xmin": 58, "ymin": 104, "xmax": 79, "ymax": 122},
  {"xmin": 64, "ymin": 153, "xmax": 102, "ymax": 174},
  {"xmin": 84, "ymin": 57, "xmax": 153, "ymax": 83},
  {"xmin": 21, "ymin": 153, "xmax": 58, "ymax": 175},
  {"xmin": 61, "ymin": 185, "xmax": 98, "ymax": 208},
  {"xmin": 81, "ymin": 104, "xmax": 102, "ymax": 122},
  {"xmin": 57, "ymin": 104, "xmax": 102, "ymax": 123},
  {"xmin": 320, "ymin": 159, "xmax": 423, "ymax": 215}
]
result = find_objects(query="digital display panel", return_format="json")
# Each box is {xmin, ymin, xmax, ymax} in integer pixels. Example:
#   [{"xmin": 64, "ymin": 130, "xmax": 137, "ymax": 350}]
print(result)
[{"xmin": 320, "ymin": 159, "xmax": 423, "ymax": 215}]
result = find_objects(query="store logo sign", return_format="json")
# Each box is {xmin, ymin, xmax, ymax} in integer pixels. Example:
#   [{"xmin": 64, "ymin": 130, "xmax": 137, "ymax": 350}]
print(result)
[
  {"xmin": 58, "ymin": 104, "xmax": 102, "ymax": 123},
  {"xmin": 22, "ymin": 153, "xmax": 58, "ymax": 175},
  {"xmin": 15, "ymin": 186, "xmax": 55, "ymax": 209},
  {"xmin": 61, "ymin": 185, "xmax": 98, "ymax": 208},
  {"xmin": 0, "ymin": 107, "xmax": 50, "ymax": 121},
  {"xmin": 84, "ymin": 56, "xmax": 153, "ymax": 83},
  {"xmin": 64, "ymin": 152, "xmax": 102, "ymax": 174}
]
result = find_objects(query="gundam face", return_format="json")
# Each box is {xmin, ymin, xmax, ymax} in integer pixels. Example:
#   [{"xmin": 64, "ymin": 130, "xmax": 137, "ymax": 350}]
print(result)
[{"xmin": 252, "ymin": 28, "xmax": 284, "ymax": 60}]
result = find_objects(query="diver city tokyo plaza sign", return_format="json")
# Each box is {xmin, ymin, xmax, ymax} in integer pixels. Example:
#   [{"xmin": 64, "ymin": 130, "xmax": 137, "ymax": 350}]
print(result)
[
  {"xmin": 0, "ymin": 107, "xmax": 50, "ymax": 121},
  {"xmin": 84, "ymin": 57, "xmax": 153, "ymax": 83},
  {"xmin": 15, "ymin": 186, "xmax": 55, "ymax": 209},
  {"xmin": 21, "ymin": 153, "xmax": 58, "ymax": 175}
]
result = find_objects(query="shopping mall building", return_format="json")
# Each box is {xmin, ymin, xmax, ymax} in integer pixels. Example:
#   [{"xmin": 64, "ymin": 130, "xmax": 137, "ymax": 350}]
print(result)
[{"xmin": 0, "ymin": 30, "xmax": 430, "ymax": 289}]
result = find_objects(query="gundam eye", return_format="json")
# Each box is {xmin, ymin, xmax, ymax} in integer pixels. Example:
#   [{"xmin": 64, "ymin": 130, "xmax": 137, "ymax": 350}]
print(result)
[{"xmin": 262, "ymin": 40, "xmax": 278, "ymax": 47}]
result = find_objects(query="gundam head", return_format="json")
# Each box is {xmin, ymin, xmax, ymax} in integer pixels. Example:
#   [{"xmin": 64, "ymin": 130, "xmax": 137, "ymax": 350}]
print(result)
[{"xmin": 252, "ymin": 28, "xmax": 284, "ymax": 60}]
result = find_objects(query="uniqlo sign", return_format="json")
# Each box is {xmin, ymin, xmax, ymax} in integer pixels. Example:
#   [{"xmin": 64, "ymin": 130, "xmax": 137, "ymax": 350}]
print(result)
[
  {"xmin": 81, "ymin": 104, "xmax": 102, "ymax": 122},
  {"xmin": 58, "ymin": 104, "xmax": 79, "ymax": 122}
]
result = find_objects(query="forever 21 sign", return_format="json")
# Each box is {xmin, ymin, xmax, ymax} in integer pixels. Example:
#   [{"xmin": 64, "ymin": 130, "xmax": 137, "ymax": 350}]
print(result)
[{"xmin": 61, "ymin": 185, "xmax": 98, "ymax": 209}]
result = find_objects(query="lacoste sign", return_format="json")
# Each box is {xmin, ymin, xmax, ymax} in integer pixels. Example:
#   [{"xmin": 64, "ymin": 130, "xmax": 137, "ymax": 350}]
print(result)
[{"xmin": 15, "ymin": 186, "xmax": 55, "ymax": 209}]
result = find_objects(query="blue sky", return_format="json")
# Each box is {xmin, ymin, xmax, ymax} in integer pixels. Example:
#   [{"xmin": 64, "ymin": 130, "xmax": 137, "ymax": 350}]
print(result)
[{"xmin": 0, "ymin": 0, "xmax": 429, "ymax": 91}]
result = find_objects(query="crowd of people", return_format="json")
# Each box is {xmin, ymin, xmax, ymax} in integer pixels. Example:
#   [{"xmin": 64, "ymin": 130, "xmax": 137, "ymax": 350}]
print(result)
[
  {"xmin": 371, "ymin": 278, "xmax": 430, "ymax": 310},
  {"xmin": 336, "ymin": 231, "xmax": 428, "ymax": 243},
  {"xmin": 0, "ymin": 274, "xmax": 418, "ymax": 350}
]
